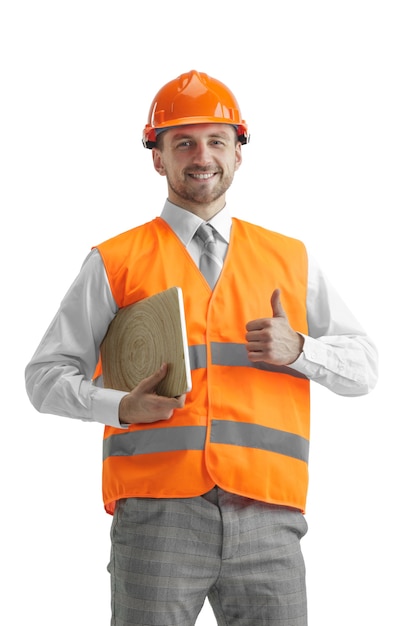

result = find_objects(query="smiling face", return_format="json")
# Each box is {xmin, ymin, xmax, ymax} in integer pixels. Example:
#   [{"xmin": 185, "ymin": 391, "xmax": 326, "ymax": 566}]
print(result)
[{"xmin": 152, "ymin": 123, "xmax": 242, "ymax": 219}]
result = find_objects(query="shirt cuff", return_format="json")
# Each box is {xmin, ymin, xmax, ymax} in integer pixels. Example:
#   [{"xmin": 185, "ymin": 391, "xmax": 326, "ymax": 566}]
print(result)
[
  {"xmin": 289, "ymin": 334, "xmax": 328, "ymax": 377},
  {"xmin": 91, "ymin": 386, "xmax": 129, "ymax": 428}
]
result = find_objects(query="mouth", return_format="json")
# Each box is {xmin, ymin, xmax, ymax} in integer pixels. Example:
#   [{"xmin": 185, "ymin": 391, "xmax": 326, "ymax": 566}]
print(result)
[{"xmin": 187, "ymin": 171, "xmax": 218, "ymax": 181}]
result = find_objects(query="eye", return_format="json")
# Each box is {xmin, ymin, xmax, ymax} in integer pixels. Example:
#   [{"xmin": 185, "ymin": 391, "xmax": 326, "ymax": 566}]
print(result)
[
  {"xmin": 175, "ymin": 140, "xmax": 193, "ymax": 150},
  {"xmin": 210, "ymin": 138, "xmax": 227, "ymax": 147}
]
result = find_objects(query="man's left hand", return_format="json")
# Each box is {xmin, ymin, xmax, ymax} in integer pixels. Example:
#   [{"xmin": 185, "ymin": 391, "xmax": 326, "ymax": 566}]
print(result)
[{"xmin": 245, "ymin": 289, "xmax": 304, "ymax": 366}]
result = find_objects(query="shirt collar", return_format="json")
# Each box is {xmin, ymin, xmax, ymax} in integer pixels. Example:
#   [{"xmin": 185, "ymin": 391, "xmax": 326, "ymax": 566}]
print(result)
[{"xmin": 160, "ymin": 199, "xmax": 232, "ymax": 246}]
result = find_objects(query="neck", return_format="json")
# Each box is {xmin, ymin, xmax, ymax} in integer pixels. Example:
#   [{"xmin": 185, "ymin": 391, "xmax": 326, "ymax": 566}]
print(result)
[{"xmin": 167, "ymin": 193, "xmax": 226, "ymax": 221}]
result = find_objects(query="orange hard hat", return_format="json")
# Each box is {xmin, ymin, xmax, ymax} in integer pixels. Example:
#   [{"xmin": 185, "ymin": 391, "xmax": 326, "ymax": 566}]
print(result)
[{"xmin": 142, "ymin": 70, "xmax": 249, "ymax": 148}]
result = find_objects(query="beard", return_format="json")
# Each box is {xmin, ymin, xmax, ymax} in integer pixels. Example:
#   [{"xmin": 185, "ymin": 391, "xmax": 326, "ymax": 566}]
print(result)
[{"xmin": 166, "ymin": 167, "xmax": 235, "ymax": 206}]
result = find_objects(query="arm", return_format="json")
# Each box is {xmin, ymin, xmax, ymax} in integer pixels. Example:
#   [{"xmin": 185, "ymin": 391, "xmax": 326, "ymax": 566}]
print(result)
[
  {"xmin": 245, "ymin": 254, "xmax": 378, "ymax": 396},
  {"xmin": 293, "ymin": 254, "xmax": 378, "ymax": 395},
  {"xmin": 25, "ymin": 250, "xmax": 126, "ymax": 427},
  {"xmin": 25, "ymin": 250, "xmax": 184, "ymax": 427}
]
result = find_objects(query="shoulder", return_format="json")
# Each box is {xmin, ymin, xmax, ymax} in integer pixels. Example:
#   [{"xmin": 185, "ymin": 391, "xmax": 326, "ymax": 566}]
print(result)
[
  {"xmin": 231, "ymin": 217, "xmax": 307, "ymax": 251},
  {"xmin": 95, "ymin": 218, "xmax": 162, "ymax": 249}
]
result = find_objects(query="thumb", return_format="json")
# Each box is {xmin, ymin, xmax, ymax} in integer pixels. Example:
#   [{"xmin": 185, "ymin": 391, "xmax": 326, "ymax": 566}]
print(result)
[
  {"xmin": 140, "ymin": 362, "xmax": 169, "ymax": 392},
  {"xmin": 271, "ymin": 289, "xmax": 287, "ymax": 319}
]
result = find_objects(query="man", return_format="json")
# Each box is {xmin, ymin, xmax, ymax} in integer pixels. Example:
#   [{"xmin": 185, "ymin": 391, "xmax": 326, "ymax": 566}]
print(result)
[{"xmin": 25, "ymin": 70, "xmax": 378, "ymax": 625}]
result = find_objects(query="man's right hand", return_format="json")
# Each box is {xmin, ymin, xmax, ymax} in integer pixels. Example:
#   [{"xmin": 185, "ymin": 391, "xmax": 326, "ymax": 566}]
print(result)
[{"xmin": 118, "ymin": 363, "xmax": 186, "ymax": 425}]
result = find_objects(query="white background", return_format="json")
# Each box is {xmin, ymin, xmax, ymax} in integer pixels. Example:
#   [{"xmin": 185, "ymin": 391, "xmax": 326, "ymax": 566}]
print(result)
[{"xmin": 1, "ymin": 1, "xmax": 416, "ymax": 624}]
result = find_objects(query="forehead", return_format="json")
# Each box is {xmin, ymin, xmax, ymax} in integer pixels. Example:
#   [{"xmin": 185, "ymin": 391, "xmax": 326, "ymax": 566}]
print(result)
[{"xmin": 163, "ymin": 123, "xmax": 236, "ymax": 142}]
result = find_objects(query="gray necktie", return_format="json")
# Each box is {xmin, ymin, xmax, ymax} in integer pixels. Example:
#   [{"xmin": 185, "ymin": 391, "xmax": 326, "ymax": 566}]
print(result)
[{"xmin": 195, "ymin": 223, "xmax": 223, "ymax": 288}]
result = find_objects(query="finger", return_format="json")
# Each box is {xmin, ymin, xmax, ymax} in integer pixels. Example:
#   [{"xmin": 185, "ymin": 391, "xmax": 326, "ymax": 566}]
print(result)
[
  {"xmin": 247, "ymin": 349, "xmax": 264, "ymax": 362},
  {"xmin": 173, "ymin": 393, "xmax": 186, "ymax": 408},
  {"xmin": 245, "ymin": 329, "xmax": 263, "ymax": 342},
  {"xmin": 246, "ymin": 319, "xmax": 266, "ymax": 332},
  {"xmin": 271, "ymin": 288, "xmax": 287, "ymax": 320},
  {"xmin": 138, "ymin": 362, "xmax": 169, "ymax": 393},
  {"xmin": 246, "ymin": 339, "xmax": 264, "ymax": 350}
]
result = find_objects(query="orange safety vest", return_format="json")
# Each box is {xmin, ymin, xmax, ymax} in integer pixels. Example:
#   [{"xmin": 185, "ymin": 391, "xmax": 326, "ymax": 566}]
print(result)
[{"xmin": 95, "ymin": 217, "xmax": 310, "ymax": 514}]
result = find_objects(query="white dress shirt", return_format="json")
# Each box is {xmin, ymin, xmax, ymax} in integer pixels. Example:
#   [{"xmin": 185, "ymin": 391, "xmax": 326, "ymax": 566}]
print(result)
[{"xmin": 25, "ymin": 200, "xmax": 378, "ymax": 428}]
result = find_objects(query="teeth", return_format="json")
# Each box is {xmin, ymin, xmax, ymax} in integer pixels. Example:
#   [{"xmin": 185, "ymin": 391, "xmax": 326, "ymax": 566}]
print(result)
[{"xmin": 190, "ymin": 173, "xmax": 214, "ymax": 179}]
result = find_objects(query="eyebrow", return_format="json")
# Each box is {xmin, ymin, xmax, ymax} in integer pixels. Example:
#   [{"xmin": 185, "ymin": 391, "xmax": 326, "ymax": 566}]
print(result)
[{"xmin": 171, "ymin": 131, "xmax": 232, "ymax": 141}]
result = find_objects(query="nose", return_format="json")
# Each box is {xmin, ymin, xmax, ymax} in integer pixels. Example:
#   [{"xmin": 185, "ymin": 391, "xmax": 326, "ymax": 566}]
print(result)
[{"xmin": 192, "ymin": 141, "xmax": 212, "ymax": 165}]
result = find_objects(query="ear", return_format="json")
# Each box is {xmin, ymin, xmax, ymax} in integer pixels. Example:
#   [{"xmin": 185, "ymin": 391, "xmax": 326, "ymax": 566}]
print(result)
[
  {"xmin": 152, "ymin": 148, "xmax": 166, "ymax": 176},
  {"xmin": 234, "ymin": 143, "xmax": 243, "ymax": 171}
]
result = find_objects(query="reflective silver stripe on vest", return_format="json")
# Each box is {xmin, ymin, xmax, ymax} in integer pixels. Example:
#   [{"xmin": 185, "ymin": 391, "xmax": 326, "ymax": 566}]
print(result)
[
  {"xmin": 103, "ymin": 421, "xmax": 308, "ymax": 463},
  {"xmin": 103, "ymin": 425, "xmax": 206, "ymax": 461},
  {"xmin": 210, "ymin": 342, "xmax": 308, "ymax": 379},
  {"xmin": 211, "ymin": 419, "xmax": 309, "ymax": 463},
  {"xmin": 189, "ymin": 344, "xmax": 207, "ymax": 370}
]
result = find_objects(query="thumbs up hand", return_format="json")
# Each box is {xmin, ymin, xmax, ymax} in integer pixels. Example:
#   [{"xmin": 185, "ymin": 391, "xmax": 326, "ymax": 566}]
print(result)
[{"xmin": 245, "ymin": 289, "xmax": 304, "ymax": 366}]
